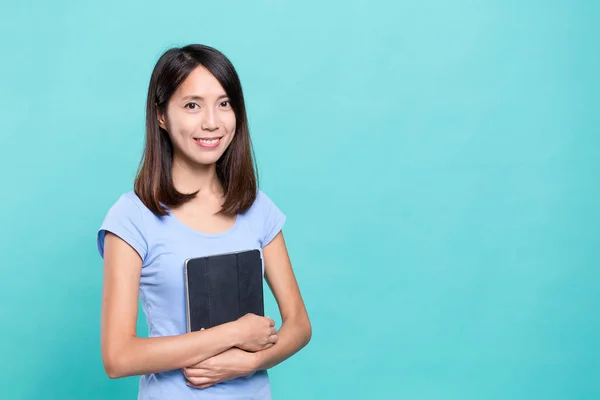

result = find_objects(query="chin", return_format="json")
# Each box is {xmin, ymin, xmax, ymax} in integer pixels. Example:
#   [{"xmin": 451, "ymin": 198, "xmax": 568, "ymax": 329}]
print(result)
[
  {"xmin": 192, "ymin": 152, "xmax": 225, "ymax": 166},
  {"xmin": 190, "ymin": 157, "xmax": 216, "ymax": 166}
]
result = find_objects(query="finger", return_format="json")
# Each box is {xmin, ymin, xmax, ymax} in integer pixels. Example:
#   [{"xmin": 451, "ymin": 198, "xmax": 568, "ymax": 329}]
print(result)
[
  {"xmin": 262, "ymin": 342, "xmax": 274, "ymax": 350},
  {"xmin": 268, "ymin": 334, "xmax": 278, "ymax": 344},
  {"xmin": 187, "ymin": 376, "xmax": 213, "ymax": 386},
  {"xmin": 183, "ymin": 368, "xmax": 211, "ymax": 378},
  {"xmin": 187, "ymin": 381, "xmax": 213, "ymax": 389},
  {"xmin": 188, "ymin": 382, "xmax": 215, "ymax": 389},
  {"xmin": 270, "ymin": 327, "xmax": 277, "ymax": 335},
  {"xmin": 266, "ymin": 316, "xmax": 275, "ymax": 327},
  {"xmin": 184, "ymin": 367, "xmax": 216, "ymax": 379}
]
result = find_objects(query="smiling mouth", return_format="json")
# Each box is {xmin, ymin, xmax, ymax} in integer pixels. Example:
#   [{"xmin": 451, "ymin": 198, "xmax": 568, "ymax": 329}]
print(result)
[
  {"xmin": 193, "ymin": 136, "xmax": 223, "ymax": 148},
  {"xmin": 194, "ymin": 137, "xmax": 220, "ymax": 144}
]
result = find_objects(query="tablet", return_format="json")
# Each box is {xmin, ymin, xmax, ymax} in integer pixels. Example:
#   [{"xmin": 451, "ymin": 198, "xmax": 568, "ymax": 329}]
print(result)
[{"xmin": 184, "ymin": 249, "xmax": 264, "ymax": 332}]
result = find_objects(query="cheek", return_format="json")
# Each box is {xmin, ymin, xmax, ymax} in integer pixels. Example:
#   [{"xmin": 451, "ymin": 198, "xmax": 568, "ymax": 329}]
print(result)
[
  {"xmin": 173, "ymin": 116, "xmax": 198, "ymax": 136},
  {"xmin": 226, "ymin": 122, "xmax": 236, "ymax": 145},
  {"xmin": 225, "ymin": 113, "xmax": 236, "ymax": 134},
  {"xmin": 227, "ymin": 132, "xmax": 236, "ymax": 147}
]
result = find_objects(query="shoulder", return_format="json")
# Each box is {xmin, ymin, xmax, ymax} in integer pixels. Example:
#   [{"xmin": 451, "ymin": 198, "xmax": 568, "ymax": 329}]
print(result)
[
  {"xmin": 244, "ymin": 189, "xmax": 286, "ymax": 247},
  {"xmin": 104, "ymin": 190, "xmax": 157, "ymax": 222},
  {"xmin": 245, "ymin": 190, "xmax": 280, "ymax": 216},
  {"xmin": 110, "ymin": 190, "xmax": 141, "ymax": 210},
  {"xmin": 97, "ymin": 190, "xmax": 150, "ymax": 260}
]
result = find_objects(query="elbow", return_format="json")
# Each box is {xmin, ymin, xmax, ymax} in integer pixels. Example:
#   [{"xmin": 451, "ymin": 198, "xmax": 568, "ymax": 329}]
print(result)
[
  {"xmin": 291, "ymin": 310, "xmax": 312, "ymax": 347},
  {"xmin": 102, "ymin": 349, "xmax": 130, "ymax": 379},
  {"xmin": 304, "ymin": 320, "xmax": 312, "ymax": 346},
  {"xmin": 282, "ymin": 312, "xmax": 312, "ymax": 348},
  {"xmin": 103, "ymin": 356, "xmax": 125, "ymax": 379},
  {"xmin": 299, "ymin": 315, "xmax": 312, "ymax": 347},
  {"xmin": 105, "ymin": 367, "xmax": 121, "ymax": 380}
]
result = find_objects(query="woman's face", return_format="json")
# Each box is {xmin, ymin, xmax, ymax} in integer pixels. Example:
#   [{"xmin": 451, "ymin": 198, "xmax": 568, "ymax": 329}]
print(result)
[{"xmin": 158, "ymin": 65, "xmax": 236, "ymax": 167}]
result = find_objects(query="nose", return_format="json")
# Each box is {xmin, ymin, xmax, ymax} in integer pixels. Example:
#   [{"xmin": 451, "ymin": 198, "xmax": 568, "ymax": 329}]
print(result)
[{"xmin": 201, "ymin": 108, "xmax": 219, "ymax": 131}]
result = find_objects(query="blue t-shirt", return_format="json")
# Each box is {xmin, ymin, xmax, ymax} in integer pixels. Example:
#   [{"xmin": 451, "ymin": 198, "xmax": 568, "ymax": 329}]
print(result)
[{"xmin": 96, "ymin": 190, "xmax": 286, "ymax": 400}]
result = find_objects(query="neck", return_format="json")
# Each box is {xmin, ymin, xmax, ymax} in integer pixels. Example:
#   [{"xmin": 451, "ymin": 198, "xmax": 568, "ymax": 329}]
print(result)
[{"xmin": 171, "ymin": 154, "xmax": 222, "ymax": 196}]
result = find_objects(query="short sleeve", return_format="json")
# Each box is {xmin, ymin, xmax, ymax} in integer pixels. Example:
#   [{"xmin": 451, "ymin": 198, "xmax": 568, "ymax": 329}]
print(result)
[
  {"xmin": 258, "ymin": 191, "xmax": 286, "ymax": 247},
  {"xmin": 97, "ymin": 193, "xmax": 148, "ymax": 262}
]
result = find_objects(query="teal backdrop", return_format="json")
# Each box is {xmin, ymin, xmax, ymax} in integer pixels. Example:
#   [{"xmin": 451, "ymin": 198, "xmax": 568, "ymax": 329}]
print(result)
[{"xmin": 1, "ymin": 1, "xmax": 598, "ymax": 399}]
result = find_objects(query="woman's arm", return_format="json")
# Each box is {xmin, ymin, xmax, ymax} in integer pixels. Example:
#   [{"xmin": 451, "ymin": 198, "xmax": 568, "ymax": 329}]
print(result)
[
  {"xmin": 253, "ymin": 231, "xmax": 312, "ymax": 370},
  {"xmin": 182, "ymin": 231, "xmax": 311, "ymax": 388},
  {"xmin": 101, "ymin": 232, "xmax": 273, "ymax": 378}
]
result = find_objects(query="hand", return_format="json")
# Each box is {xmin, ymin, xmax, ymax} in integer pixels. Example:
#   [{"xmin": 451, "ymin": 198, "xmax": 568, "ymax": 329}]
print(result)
[
  {"xmin": 234, "ymin": 313, "xmax": 278, "ymax": 352},
  {"xmin": 183, "ymin": 348, "xmax": 258, "ymax": 389}
]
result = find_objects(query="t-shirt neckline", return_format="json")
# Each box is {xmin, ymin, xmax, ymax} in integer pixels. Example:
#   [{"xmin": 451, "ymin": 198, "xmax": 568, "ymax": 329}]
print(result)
[{"xmin": 164, "ymin": 206, "xmax": 241, "ymax": 239}]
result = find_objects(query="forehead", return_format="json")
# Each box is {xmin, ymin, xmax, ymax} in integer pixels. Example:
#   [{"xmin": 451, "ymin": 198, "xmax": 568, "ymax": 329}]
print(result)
[{"xmin": 174, "ymin": 65, "xmax": 226, "ymax": 98}]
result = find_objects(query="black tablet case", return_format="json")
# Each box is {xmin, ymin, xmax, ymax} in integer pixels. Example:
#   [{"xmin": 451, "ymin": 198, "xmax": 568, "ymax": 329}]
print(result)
[{"xmin": 184, "ymin": 249, "xmax": 264, "ymax": 332}]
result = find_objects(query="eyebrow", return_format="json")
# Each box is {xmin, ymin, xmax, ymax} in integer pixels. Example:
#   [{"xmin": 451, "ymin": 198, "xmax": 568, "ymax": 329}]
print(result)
[{"xmin": 181, "ymin": 94, "xmax": 229, "ymax": 101}]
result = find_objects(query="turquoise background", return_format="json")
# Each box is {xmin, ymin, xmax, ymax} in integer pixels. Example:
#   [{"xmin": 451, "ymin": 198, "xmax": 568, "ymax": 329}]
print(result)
[{"xmin": 1, "ymin": 1, "xmax": 598, "ymax": 399}]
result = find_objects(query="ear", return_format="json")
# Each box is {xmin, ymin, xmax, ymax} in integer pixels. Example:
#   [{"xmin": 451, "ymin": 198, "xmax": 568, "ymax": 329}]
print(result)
[{"xmin": 156, "ymin": 105, "xmax": 167, "ymax": 130}]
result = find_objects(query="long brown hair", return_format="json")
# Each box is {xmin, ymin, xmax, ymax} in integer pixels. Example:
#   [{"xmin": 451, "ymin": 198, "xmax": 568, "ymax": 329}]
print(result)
[{"xmin": 134, "ymin": 44, "xmax": 258, "ymax": 217}]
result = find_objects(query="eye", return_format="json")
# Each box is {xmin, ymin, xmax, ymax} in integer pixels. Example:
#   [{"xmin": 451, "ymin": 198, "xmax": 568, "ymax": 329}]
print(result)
[
  {"xmin": 220, "ymin": 100, "xmax": 231, "ymax": 108},
  {"xmin": 185, "ymin": 102, "xmax": 200, "ymax": 110}
]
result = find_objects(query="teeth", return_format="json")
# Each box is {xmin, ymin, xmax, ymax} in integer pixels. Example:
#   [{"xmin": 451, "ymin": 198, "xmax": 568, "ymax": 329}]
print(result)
[{"xmin": 196, "ymin": 138, "xmax": 219, "ymax": 144}]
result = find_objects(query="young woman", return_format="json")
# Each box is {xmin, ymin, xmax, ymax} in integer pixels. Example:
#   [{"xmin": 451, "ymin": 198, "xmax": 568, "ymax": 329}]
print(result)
[{"xmin": 96, "ymin": 44, "xmax": 311, "ymax": 399}]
